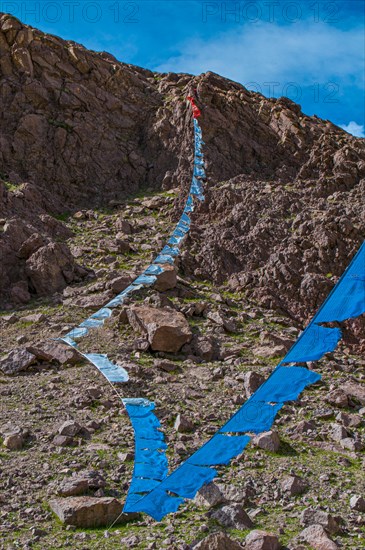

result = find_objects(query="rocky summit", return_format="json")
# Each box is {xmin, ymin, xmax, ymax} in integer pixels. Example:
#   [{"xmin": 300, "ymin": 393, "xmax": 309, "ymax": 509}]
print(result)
[{"xmin": 0, "ymin": 12, "xmax": 364, "ymax": 550}]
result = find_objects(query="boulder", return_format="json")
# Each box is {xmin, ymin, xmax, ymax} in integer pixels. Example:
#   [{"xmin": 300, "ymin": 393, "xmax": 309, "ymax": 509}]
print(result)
[
  {"xmin": 154, "ymin": 265, "xmax": 177, "ymax": 291},
  {"xmin": 27, "ymin": 341, "xmax": 80, "ymax": 365},
  {"xmin": 3, "ymin": 432, "xmax": 24, "ymax": 450},
  {"xmin": 245, "ymin": 530, "xmax": 281, "ymax": 550},
  {"xmin": 194, "ymin": 482, "xmax": 226, "ymax": 508},
  {"xmin": 49, "ymin": 497, "xmax": 130, "ymax": 527},
  {"xmin": 243, "ymin": 371, "xmax": 265, "ymax": 397},
  {"xmin": 58, "ymin": 420, "xmax": 82, "ymax": 437},
  {"xmin": 58, "ymin": 478, "xmax": 89, "ymax": 497},
  {"xmin": 0, "ymin": 348, "xmax": 36, "ymax": 375},
  {"xmin": 25, "ymin": 242, "xmax": 85, "ymax": 296},
  {"xmin": 325, "ymin": 389, "xmax": 349, "ymax": 408},
  {"xmin": 211, "ymin": 504, "xmax": 253, "ymax": 529},
  {"xmin": 174, "ymin": 414, "xmax": 194, "ymax": 433},
  {"xmin": 300, "ymin": 524, "xmax": 338, "ymax": 550},
  {"xmin": 280, "ymin": 475, "xmax": 308, "ymax": 496},
  {"xmin": 300, "ymin": 508, "xmax": 341, "ymax": 535},
  {"xmin": 127, "ymin": 306, "xmax": 192, "ymax": 352},
  {"xmin": 253, "ymin": 431, "xmax": 281, "ymax": 452},
  {"xmin": 350, "ymin": 495, "xmax": 365, "ymax": 512}
]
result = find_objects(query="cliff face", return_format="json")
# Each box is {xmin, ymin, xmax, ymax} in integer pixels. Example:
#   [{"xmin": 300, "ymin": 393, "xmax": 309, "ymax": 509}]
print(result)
[{"xmin": 1, "ymin": 12, "xmax": 364, "ymax": 315}]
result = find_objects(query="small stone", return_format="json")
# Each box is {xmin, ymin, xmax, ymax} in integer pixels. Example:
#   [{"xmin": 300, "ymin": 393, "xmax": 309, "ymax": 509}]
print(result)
[
  {"xmin": 245, "ymin": 530, "xmax": 280, "ymax": 550},
  {"xmin": 52, "ymin": 435, "xmax": 75, "ymax": 447},
  {"xmin": 117, "ymin": 452, "xmax": 134, "ymax": 462},
  {"xmin": 1, "ymin": 313, "xmax": 19, "ymax": 324},
  {"xmin": 58, "ymin": 479, "xmax": 89, "ymax": 497},
  {"xmin": 174, "ymin": 414, "xmax": 194, "ymax": 433},
  {"xmin": 154, "ymin": 359, "xmax": 177, "ymax": 372},
  {"xmin": 336, "ymin": 412, "xmax": 362, "ymax": 428},
  {"xmin": 21, "ymin": 313, "xmax": 46, "ymax": 323},
  {"xmin": 253, "ymin": 430, "xmax": 280, "ymax": 452},
  {"xmin": 127, "ymin": 306, "xmax": 192, "ymax": 352},
  {"xmin": 211, "ymin": 504, "xmax": 253, "ymax": 529},
  {"xmin": 340, "ymin": 437, "xmax": 364, "ymax": 451},
  {"xmin": 86, "ymin": 387, "xmax": 102, "ymax": 400},
  {"xmin": 280, "ymin": 475, "xmax": 308, "ymax": 496},
  {"xmin": 194, "ymin": 482, "xmax": 226, "ymax": 508},
  {"xmin": 350, "ymin": 495, "xmax": 365, "ymax": 512},
  {"xmin": 27, "ymin": 341, "xmax": 80, "ymax": 365}
]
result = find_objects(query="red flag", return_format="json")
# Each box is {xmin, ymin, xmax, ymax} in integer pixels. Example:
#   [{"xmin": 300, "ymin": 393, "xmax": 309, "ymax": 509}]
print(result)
[{"xmin": 186, "ymin": 96, "xmax": 201, "ymax": 118}]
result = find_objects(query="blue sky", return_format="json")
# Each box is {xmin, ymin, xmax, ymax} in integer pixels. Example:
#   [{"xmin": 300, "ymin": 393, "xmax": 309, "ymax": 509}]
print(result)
[{"xmin": 3, "ymin": 0, "xmax": 364, "ymax": 136}]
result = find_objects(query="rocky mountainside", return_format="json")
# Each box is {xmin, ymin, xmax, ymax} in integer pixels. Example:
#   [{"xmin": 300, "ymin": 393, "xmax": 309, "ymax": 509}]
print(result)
[{"xmin": 1, "ymin": 12, "xmax": 364, "ymax": 316}]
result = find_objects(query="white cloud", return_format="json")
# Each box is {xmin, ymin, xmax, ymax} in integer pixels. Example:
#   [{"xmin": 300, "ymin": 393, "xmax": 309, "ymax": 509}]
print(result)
[
  {"xmin": 153, "ymin": 22, "xmax": 364, "ymax": 91},
  {"xmin": 339, "ymin": 121, "xmax": 365, "ymax": 138}
]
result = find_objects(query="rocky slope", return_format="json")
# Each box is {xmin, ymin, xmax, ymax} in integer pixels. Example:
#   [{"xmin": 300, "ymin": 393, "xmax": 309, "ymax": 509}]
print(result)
[
  {"xmin": 1, "ymin": 12, "xmax": 364, "ymax": 316},
  {"xmin": 0, "ymin": 190, "xmax": 364, "ymax": 550}
]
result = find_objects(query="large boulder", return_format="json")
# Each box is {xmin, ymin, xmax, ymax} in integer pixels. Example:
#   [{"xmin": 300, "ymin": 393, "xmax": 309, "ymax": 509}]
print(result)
[
  {"xmin": 127, "ymin": 306, "xmax": 192, "ymax": 352},
  {"xmin": 154, "ymin": 265, "xmax": 177, "ymax": 292},
  {"xmin": 0, "ymin": 348, "xmax": 36, "ymax": 375},
  {"xmin": 300, "ymin": 524, "xmax": 338, "ymax": 550},
  {"xmin": 211, "ymin": 504, "xmax": 253, "ymax": 529},
  {"xmin": 27, "ymin": 341, "xmax": 80, "ymax": 365},
  {"xmin": 49, "ymin": 497, "xmax": 131, "ymax": 527},
  {"xmin": 25, "ymin": 242, "xmax": 86, "ymax": 296},
  {"xmin": 245, "ymin": 530, "xmax": 281, "ymax": 550}
]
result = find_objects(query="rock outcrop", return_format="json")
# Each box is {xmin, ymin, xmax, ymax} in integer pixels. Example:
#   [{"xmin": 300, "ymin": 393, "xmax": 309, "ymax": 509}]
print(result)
[{"xmin": 1, "ymin": 11, "xmax": 364, "ymax": 329}]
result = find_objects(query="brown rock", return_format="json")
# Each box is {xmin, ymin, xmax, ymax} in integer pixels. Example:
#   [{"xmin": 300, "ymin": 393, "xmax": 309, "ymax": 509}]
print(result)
[
  {"xmin": 350, "ymin": 495, "xmax": 365, "ymax": 511},
  {"xmin": 58, "ymin": 479, "xmax": 89, "ymax": 497},
  {"xmin": 253, "ymin": 345, "xmax": 287, "ymax": 359},
  {"xmin": 154, "ymin": 265, "xmax": 177, "ymax": 292},
  {"xmin": 243, "ymin": 371, "xmax": 265, "ymax": 397},
  {"xmin": 127, "ymin": 306, "xmax": 192, "ymax": 352},
  {"xmin": 342, "ymin": 382, "xmax": 365, "ymax": 405},
  {"xmin": 245, "ymin": 530, "xmax": 281, "ymax": 550},
  {"xmin": 3, "ymin": 432, "xmax": 24, "ymax": 450},
  {"xmin": 211, "ymin": 504, "xmax": 253, "ymax": 529},
  {"xmin": 52, "ymin": 435, "xmax": 75, "ymax": 447},
  {"xmin": 58, "ymin": 420, "xmax": 82, "ymax": 437},
  {"xmin": 300, "ymin": 524, "xmax": 338, "ymax": 550},
  {"xmin": 300, "ymin": 508, "xmax": 341, "ymax": 535},
  {"xmin": 254, "ymin": 430, "xmax": 281, "ymax": 452},
  {"xmin": 49, "ymin": 497, "xmax": 128, "ymax": 527},
  {"xmin": 0, "ymin": 348, "xmax": 36, "ymax": 375},
  {"xmin": 280, "ymin": 475, "xmax": 308, "ymax": 496},
  {"xmin": 325, "ymin": 389, "xmax": 349, "ymax": 408},
  {"xmin": 154, "ymin": 359, "xmax": 178, "ymax": 372},
  {"xmin": 25, "ymin": 242, "xmax": 84, "ymax": 296},
  {"xmin": 27, "ymin": 341, "xmax": 80, "ymax": 365},
  {"xmin": 21, "ymin": 313, "xmax": 46, "ymax": 323},
  {"xmin": 18, "ymin": 233, "xmax": 45, "ymax": 259},
  {"xmin": 174, "ymin": 414, "xmax": 194, "ymax": 433},
  {"xmin": 194, "ymin": 482, "xmax": 226, "ymax": 508}
]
